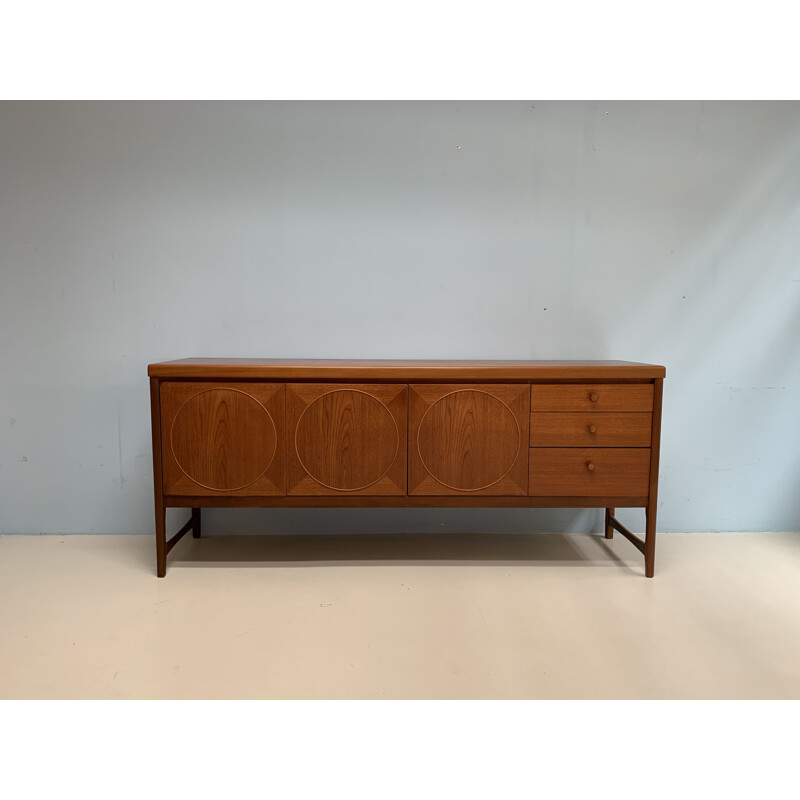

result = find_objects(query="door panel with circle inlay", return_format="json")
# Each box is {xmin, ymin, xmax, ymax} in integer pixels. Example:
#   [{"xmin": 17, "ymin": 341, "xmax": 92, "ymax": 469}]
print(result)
[
  {"xmin": 160, "ymin": 382, "xmax": 285, "ymax": 495},
  {"xmin": 286, "ymin": 384, "xmax": 407, "ymax": 495},
  {"xmin": 409, "ymin": 384, "xmax": 530, "ymax": 495}
]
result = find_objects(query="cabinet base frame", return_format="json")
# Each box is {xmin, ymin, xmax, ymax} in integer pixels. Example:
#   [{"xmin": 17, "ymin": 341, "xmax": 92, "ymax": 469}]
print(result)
[
  {"xmin": 604, "ymin": 505, "xmax": 657, "ymax": 578},
  {"xmin": 163, "ymin": 495, "xmax": 648, "ymax": 509},
  {"xmin": 156, "ymin": 508, "xmax": 201, "ymax": 578}
]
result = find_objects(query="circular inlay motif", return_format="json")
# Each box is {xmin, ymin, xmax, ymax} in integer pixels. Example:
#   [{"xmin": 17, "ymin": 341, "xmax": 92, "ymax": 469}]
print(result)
[
  {"xmin": 171, "ymin": 388, "xmax": 276, "ymax": 491},
  {"xmin": 295, "ymin": 390, "xmax": 398, "ymax": 491},
  {"xmin": 417, "ymin": 390, "xmax": 520, "ymax": 491}
]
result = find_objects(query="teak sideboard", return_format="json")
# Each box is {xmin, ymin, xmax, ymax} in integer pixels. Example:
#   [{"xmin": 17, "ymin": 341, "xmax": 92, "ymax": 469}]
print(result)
[{"xmin": 148, "ymin": 359, "xmax": 665, "ymax": 577}]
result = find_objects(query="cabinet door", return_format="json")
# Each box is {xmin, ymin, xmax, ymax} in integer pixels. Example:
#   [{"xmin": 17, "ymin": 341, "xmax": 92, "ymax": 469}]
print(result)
[
  {"xmin": 409, "ymin": 384, "xmax": 529, "ymax": 495},
  {"xmin": 286, "ymin": 384, "xmax": 407, "ymax": 495},
  {"xmin": 160, "ymin": 382, "xmax": 285, "ymax": 495}
]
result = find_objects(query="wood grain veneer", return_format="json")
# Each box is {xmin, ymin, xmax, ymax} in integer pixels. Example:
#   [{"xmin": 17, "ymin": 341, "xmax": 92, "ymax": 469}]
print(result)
[
  {"xmin": 148, "ymin": 359, "xmax": 665, "ymax": 381},
  {"xmin": 164, "ymin": 494, "xmax": 650, "ymax": 508},
  {"xmin": 529, "ymin": 448, "xmax": 651, "ymax": 497},
  {"xmin": 409, "ymin": 384, "xmax": 529, "ymax": 496},
  {"xmin": 286, "ymin": 384, "xmax": 407, "ymax": 496},
  {"xmin": 531, "ymin": 383, "xmax": 654, "ymax": 412},
  {"xmin": 160, "ymin": 382, "xmax": 285, "ymax": 496},
  {"xmin": 530, "ymin": 412, "xmax": 652, "ymax": 447}
]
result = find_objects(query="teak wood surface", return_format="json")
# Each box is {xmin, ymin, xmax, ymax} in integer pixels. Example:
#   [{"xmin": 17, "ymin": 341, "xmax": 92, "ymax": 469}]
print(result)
[
  {"xmin": 160, "ymin": 382, "xmax": 285, "ymax": 496},
  {"xmin": 408, "ymin": 384, "xmax": 529, "ymax": 496},
  {"xmin": 528, "ymin": 448, "xmax": 651, "ymax": 497},
  {"xmin": 530, "ymin": 383, "xmax": 654, "ymax": 412},
  {"xmin": 529, "ymin": 412, "xmax": 652, "ymax": 447},
  {"xmin": 148, "ymin": 360, "xmax": 665, "ymax": 578},
  {"xmin": 286, "ymin": 384, "xmax": 407, "ymax": 496},
  {"xmin": 148, "ymin": 358, "xmax": 665, "ymax": 381}
]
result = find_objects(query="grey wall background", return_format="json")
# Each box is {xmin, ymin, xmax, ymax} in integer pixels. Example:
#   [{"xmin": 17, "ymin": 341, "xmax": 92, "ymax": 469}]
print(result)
[{"xmin": 1, "ymin": 101, "xmax": 799, "ymax": 535}]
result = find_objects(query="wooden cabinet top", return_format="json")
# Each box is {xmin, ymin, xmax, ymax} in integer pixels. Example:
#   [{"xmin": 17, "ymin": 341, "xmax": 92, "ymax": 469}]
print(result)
[{"xmin": 148, "ymin": 358, "xmax": 666, "ymax": 380}]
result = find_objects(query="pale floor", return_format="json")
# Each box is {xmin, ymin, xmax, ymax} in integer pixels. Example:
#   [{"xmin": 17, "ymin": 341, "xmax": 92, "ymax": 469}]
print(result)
[{"xmin": 1, "ymin": 531, "xmax": 798, "ymax": 699}]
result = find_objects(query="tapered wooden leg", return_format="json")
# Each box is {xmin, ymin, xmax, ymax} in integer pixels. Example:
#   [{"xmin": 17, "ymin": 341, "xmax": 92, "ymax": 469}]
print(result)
[
  {"xmin": 155, "ymin": 501, "xmax": 167, "ymax": 578},
  {"xmin": 604, "ymin": 507, "xmax": 615, "ymax": 539},
  {"xmin": 645, "ymin": 505, "xmax": 656, "ymax": 578},
  {"xmin": 192, "ymin": 507, "xmax": 202, "ymax": 538}
]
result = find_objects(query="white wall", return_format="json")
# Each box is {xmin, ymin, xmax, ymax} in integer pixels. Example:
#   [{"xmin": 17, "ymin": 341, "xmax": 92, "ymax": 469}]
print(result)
[{"xmin": 1, "ymin": 101, "xmax": 799, "ymax": 535}]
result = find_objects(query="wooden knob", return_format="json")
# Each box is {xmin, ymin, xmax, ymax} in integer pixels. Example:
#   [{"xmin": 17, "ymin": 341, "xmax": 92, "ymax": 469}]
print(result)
[
  {"xmin": 589, "ymin": 392, "xmax": 599, "ymax": 402},
  {"xmin": 586, "ymin": 461, "xmax": 595, "ymax": 472},
  {"xmin": 588, "ymin": 424, "xmax": 597, "ymax": 434}
]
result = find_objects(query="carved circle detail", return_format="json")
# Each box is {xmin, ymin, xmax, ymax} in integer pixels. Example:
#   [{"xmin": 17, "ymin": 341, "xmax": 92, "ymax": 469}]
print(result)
[
  {"xmin": 295, "ymin": 389, "xmax": 399, "ymax": 491},
  {"xmin": 170, "ymin": 388, "xmax": 277, "ymax": 491},
  {"xmin": 417, "ymin": 389, "xmax": 520, "ymax": 491}
]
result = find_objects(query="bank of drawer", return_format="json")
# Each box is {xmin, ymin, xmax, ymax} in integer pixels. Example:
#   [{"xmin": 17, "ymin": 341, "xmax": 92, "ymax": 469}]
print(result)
[
  {"xmin": 530, "ymin": 412, "xmax": 652, "ymax": 447},
  {"xmin": 529, "ymin": 448, "xmax": 650, "ymax": 496},
  {"xmin": 531, "ymin": 383, "xmax": 653, "ymax": 412}
]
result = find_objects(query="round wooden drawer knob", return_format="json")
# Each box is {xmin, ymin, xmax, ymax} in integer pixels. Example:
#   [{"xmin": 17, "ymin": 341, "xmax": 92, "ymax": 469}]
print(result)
[
  {"xmin": 589, "ymin": 392, "xmax": 599, "ymax": 402},
  {"xmin": 588, "ymin": 424, "xmax": 597, "ymax": 434},
  {"xmin": 586, "ymin": 461, "xmax": 596, "ymax": 472}
]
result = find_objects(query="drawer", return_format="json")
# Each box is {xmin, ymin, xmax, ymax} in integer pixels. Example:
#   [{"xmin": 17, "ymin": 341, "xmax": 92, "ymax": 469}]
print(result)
[
  {"xmin": 529, "ymin": 448, "xmax": 650, "ymax": 496},
  {"xmin": 530, "ymin": 412, "xmax": 652, "ymax": 447},
  {"xmin": 531, "ymin": 383, "xmax": 653, "ymax": 412}
]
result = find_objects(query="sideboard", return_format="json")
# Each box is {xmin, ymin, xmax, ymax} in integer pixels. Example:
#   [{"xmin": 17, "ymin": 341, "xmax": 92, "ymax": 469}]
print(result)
[{"xmin": 148, "ymin": 359, "xmax": 665, "ymax": 577}]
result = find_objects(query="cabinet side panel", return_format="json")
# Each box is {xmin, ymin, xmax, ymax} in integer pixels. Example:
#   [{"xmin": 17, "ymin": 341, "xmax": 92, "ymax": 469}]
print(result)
[
  {"xmin": 150, "ymin": 377, "xmax": 164, "ymax": 506},
  {"xmin": 648, "ymin": 378, "xmax": 664, "ymax": 505}
]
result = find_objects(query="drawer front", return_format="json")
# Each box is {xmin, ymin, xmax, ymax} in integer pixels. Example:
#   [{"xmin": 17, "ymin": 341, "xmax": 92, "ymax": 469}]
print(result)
[
  {"xmin": 531, "ymin": 383, "xmax": 653, "ymax": 412},
  {"xmin": 529, "ymin": 448, "xmax": 650, "ymax": 496},
  {"xmin": 530, "ymin": 412, "xmax": 652, "ymax": 447}
]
